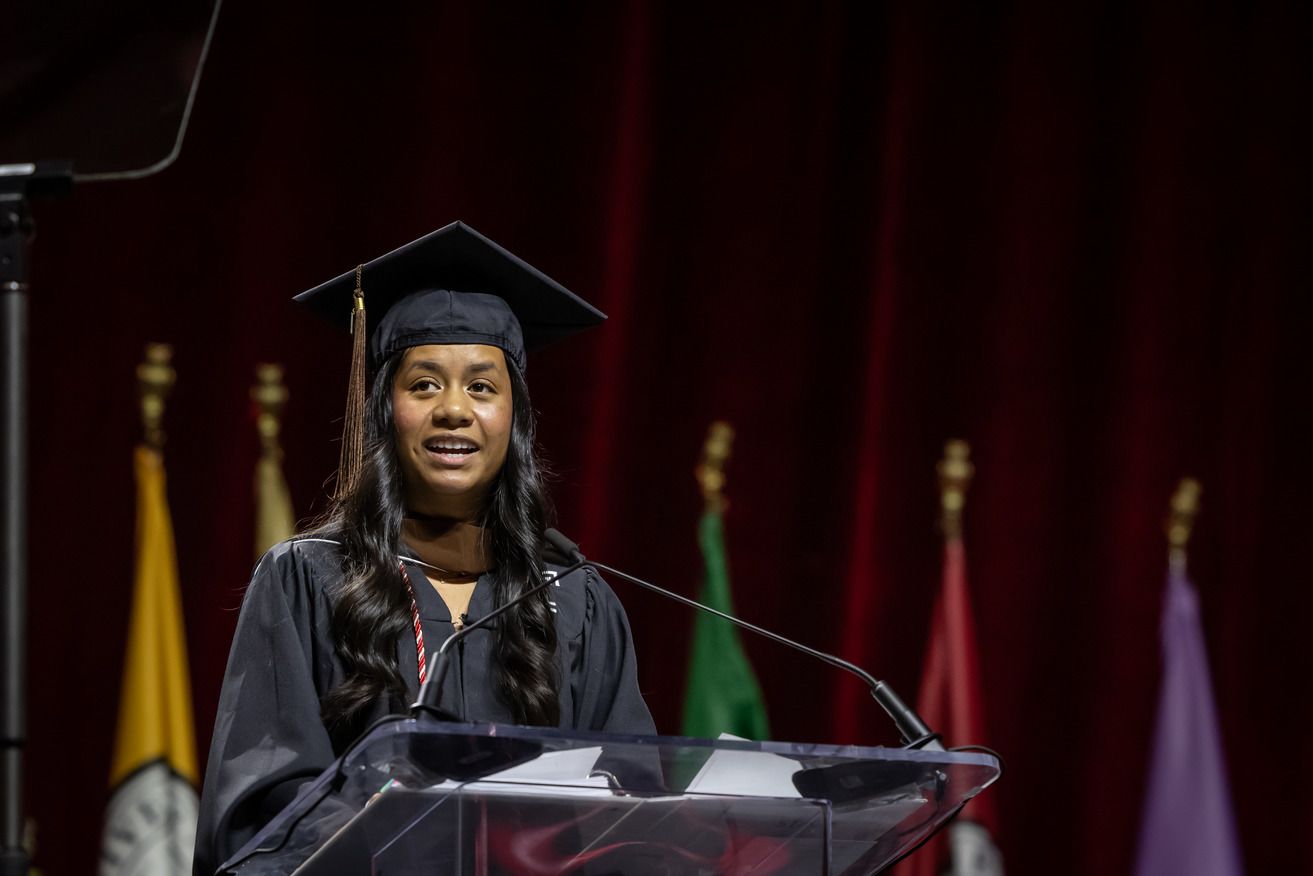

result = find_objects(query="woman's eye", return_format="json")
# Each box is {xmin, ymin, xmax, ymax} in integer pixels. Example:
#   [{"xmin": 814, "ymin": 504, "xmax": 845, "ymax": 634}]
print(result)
[
  {"xmin": 413, "ymin": 378, "xmax": 439, "ymax": 392},
  {"xmin": 469, "ymin": 381, "xmax": 493, "ymax": 394}
]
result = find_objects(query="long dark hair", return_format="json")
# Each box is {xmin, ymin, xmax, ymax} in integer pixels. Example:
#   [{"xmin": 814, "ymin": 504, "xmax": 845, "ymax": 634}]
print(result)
[{"xmin": 312, "ymin": 351, "xmax": 560, "ymax": 729}]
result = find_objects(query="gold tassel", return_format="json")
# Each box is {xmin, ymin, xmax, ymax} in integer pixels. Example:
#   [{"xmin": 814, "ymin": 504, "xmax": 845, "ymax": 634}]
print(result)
[{"xmin": 337, "ymin": 265, "xmax": 367, "ymax": 498}]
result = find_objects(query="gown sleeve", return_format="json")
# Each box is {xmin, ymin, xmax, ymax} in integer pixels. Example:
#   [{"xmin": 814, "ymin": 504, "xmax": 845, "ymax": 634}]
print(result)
[
  {"xmin": 193, "ymin": 542, "xmax": 339, "ymax": 876},
  {"xmin": 576, "ymin": 568, "xmax": 656, "ymax": 735}
]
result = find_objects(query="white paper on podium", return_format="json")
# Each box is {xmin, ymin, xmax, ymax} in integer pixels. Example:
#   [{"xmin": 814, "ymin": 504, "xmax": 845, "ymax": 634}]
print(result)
[
  {"xmin": 684, "ymin": 735, "xmax": 929, "ymax": 828},
  {"xmin": 684, "ymin": 734, "xmax": 803, "ymax": 798},
  {"xmin": 483, "ymin": 746, "xmax": 606, "ymax": 784},
  {"xmin": 422, "ymin": 746, "xmax": 614, "ymax": 797}
]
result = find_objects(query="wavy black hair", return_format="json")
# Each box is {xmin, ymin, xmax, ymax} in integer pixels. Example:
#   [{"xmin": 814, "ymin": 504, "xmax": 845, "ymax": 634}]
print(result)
[{"xmin": 311, "ymin": 351, "xmax": 559, "ymax": 730}]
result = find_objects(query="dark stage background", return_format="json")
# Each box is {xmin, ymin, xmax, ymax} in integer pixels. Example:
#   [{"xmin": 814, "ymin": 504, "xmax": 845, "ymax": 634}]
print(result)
[{"xmin": 16, "ymin": 2, "xmax": 1311, "ymax": 874}]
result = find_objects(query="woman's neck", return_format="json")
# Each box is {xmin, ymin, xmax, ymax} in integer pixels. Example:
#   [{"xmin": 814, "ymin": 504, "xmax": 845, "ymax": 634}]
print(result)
[{"xmin": 400, "ymin": 515, "xmax": 492, "ymax": 576}]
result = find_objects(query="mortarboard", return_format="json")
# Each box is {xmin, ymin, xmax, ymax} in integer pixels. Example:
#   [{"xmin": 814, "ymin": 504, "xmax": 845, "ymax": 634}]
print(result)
[
  {"xmin": 295, "ymin": 220, "xmax": 605, "ymax": 372},
  {"xmin": 294, "ymin": 220, "xmax": 606, "ymax": 495}
]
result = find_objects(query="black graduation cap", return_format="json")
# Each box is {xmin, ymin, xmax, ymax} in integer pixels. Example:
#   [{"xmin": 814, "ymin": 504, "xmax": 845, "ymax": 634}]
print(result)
[
  {"xmin": 294, "ymin": 221, "xmax": 605, "ymax": 496},
  {"xmin": 295, "ymin": 220, "xmax": 606, "ymax": 374}
]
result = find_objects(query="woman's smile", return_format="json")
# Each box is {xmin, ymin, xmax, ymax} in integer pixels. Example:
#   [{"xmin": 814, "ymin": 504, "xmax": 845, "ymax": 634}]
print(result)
[{"xmin": 422, "ymin": 434, "xmax": 481, "ymax": 465}]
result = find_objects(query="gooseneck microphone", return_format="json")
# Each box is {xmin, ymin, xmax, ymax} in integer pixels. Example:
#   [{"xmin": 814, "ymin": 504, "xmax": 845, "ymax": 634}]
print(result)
[
  {"xmin": 542, "ymin": 528, "xmax": 942, "ymax": 749},
  {"xmin": 410, "ymin": 555, "xmax": 589, "ymax": 719}
]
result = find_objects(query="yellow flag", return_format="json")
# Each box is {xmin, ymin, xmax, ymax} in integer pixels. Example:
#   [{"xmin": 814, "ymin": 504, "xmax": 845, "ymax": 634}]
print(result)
[
  {"xmin": 254, "ymin": 450, "xmax": 295, "ymax": 558},
  {"xmin": 101, "ymin": 445, "xmax": 198, "ymax": 875}
]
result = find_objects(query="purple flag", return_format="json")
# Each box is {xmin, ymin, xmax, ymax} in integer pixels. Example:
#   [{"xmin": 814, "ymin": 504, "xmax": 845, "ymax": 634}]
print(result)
[{"xmin": 1132, "ymin": 563, "xmax": 1244, "ymax": 876}]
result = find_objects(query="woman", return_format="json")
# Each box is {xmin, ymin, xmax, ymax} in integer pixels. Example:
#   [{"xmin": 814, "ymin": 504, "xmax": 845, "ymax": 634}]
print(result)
[{"xmin": 193, "ymin": 223, "xmax": 654, "ymax": 875}]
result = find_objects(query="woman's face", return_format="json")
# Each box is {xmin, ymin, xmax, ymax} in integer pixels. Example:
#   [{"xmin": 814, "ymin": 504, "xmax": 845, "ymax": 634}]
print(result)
[{"xmin": 392, "ymin": 343, "xmax": 513, "ymax": 520}]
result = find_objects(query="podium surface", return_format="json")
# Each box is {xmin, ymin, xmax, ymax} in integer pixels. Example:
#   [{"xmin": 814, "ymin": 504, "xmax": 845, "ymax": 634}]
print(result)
[{"xmin": 223, "ymin": 719, "xmax": 999, "ymax": 875}]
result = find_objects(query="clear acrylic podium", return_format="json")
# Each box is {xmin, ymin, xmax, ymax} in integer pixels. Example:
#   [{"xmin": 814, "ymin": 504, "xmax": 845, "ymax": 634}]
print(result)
[{"xmin": 221, "ymin": 718, "xmax": 1000, "ymax": 875}]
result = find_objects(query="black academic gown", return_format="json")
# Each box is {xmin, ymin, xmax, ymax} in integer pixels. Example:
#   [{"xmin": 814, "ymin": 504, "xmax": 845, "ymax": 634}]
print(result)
[{"xmin": 193, "ymin": 537, "xmax": 655, "ymax": 876}]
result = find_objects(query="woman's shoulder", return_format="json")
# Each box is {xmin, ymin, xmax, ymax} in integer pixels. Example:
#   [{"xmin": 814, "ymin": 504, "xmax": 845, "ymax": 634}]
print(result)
[
  {"xmin": 268, "ymin": 534, "xmax": 346, "ymax": 562},
  {"xmin": 246, "ymin": 535, "xmax": 348, "ymax": 608},
  {"xmin": 255, "ymin": 534, "xmax": 346, "ymax": 574}
]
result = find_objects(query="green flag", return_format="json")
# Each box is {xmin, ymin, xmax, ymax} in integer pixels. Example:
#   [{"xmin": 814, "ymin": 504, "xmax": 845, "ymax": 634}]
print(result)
[{"xmin": 681, "ymin": 507, "xmax": 770, "ymax": 739}]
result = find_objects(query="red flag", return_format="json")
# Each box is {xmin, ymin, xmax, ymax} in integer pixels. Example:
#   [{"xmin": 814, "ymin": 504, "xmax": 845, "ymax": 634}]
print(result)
[{"xmin": 901, "ymin": 537, "xmax": 1003, "ymax": 876}]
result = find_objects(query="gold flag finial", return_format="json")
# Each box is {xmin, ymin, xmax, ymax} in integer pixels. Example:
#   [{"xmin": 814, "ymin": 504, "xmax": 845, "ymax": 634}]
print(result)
[
  {"xmin": 1166, "ymin": 477, "xmax": 1201, "ymax": 565},
  {"xmin": 937, "ymin": 439, "xmax": 973, "ymax": 539},
  {"xmin": 252, "ymin": 363, "xmax": 289, "ymax": 458},
  {"xmin": 695, "ymin": 421, "xmax": 735, "ymax": 512},
  {"xmin": 137, "ymin": 343, "xmax": 176, "ymax": 449}
]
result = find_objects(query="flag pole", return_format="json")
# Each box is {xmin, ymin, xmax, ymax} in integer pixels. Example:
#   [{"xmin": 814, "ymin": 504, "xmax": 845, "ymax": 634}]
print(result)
[
  {"xmin": 1134, "ymin": 479, "xmax": 1245, "ymax": 874},
  {"xmin": 682, "ymin": 419, "xmax": 773, "ymax": 742},
  {"xmin": 1165, "ymin": 477, "xmax": 1200, "ymax": 572},
  {"xmin": 906, "ymin": 441, "xmax": 1005, "ymax": 876},
  {"xmin": 104, "ymin": 344, "xmax": 199, "ymax": 873}
]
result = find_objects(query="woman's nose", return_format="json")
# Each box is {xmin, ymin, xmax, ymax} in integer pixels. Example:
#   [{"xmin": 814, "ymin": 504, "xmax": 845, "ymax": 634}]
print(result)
[{"xmin": 432, "ymin": 390, "xmax": 473, "ymax": 426}]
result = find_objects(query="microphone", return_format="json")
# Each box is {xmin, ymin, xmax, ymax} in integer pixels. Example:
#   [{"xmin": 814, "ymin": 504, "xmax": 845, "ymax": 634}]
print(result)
[
  {"xmin": 542, "ymin": 528, "xmax": 941, "ymax": 749},
  {"xmin": 410, "ymin": 554, "xmax": 589, "ymax": 719}
]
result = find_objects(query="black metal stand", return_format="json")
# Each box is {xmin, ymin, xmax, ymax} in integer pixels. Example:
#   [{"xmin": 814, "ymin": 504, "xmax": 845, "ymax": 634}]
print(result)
[{"xmin": 0, "ymin": 161, "xmax": 71, "ymax": 876}]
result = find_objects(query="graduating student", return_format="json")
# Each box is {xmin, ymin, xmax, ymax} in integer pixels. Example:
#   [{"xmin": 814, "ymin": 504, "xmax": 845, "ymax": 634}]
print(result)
[{"xmin": 194, "ymin": 222, "xmax": 655, "ymax": 875}]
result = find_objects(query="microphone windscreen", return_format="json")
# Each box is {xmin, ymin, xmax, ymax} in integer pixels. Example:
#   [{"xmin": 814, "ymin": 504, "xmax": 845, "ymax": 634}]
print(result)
[{"xmin": 543, "ymin": 528, "xmax": 584, "ymax": 562}]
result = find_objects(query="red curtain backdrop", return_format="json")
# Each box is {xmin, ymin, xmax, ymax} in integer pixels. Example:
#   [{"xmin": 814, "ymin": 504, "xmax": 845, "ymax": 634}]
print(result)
[{"xmin": 20, "ymin": 3, "xmax": 1310, "ymax": 873}]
